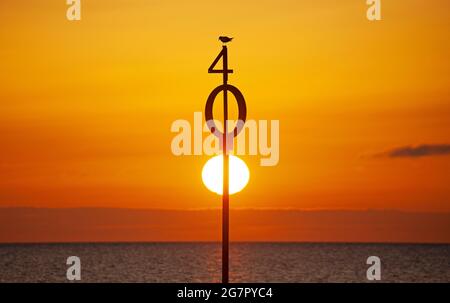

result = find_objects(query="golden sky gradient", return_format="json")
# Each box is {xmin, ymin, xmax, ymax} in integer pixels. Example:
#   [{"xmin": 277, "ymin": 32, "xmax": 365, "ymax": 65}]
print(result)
[{"xmin": 1, "ymin": 0, "xmax": 450, "ymax": 220}]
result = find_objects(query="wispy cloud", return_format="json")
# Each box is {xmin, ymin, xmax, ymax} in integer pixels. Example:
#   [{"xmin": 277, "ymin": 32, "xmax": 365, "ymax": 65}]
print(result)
[{"xmin": 372, "ymin": 144, "xmax": 450, "ymax": 158}]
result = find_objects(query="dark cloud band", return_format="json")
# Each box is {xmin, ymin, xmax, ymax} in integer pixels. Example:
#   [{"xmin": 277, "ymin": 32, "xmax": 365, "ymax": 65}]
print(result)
[{"xmin": 378, "ymin": 144, "xmax": 450, "ymax": 158}]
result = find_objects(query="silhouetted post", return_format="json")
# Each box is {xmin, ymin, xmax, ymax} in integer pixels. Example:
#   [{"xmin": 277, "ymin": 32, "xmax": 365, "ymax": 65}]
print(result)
[
  {"xmin": 206, "ymin": 39, "xmax": 246, "ymax": 284},
  {"xmin": 222, "ymin": 45, "xmax": 229, "ymax": 284}
]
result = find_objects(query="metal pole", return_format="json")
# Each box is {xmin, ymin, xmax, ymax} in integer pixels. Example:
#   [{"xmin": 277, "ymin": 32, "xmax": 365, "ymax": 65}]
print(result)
[{"xmin": 222, "ymin": 45, "xmax": 229, "ymax": 284}]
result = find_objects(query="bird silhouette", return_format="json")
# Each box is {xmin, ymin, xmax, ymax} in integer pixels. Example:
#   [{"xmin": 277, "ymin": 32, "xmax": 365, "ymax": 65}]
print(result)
[{"xmin": 219, "ymin": 36, "xmax": 233, "ymax": 44}]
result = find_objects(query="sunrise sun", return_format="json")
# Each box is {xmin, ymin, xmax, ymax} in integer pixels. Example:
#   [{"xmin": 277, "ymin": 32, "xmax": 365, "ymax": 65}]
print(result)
[{"xmin": 202, "ymin": 155, "xmax": 250, "ymax": 195}]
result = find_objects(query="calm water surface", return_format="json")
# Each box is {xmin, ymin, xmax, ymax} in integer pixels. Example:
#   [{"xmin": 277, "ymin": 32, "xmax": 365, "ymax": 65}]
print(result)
[{"xmin": 0, "ymin": 243, "xmax": 448, "ymax": 282}]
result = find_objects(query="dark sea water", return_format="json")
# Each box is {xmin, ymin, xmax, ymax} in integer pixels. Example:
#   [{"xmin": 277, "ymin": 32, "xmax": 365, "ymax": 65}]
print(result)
[{"xmin": 0, "ymin": 243, "xmax": 448, "ymax": 283}]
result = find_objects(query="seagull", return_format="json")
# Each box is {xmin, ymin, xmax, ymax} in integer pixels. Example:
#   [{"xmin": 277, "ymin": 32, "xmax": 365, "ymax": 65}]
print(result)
[{"xmin": 219, "ymin": 36, "xmax": 233, "ymax": 44}]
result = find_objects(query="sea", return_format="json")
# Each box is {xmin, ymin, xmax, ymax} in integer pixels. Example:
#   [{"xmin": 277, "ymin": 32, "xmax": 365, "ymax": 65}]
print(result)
[{"xmin": 0, "ymin": 243, "xmax": 448, "ymax": 283}]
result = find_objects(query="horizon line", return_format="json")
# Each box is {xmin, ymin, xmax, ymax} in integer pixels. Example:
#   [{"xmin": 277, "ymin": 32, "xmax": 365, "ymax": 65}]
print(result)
[
  {"xmin": 0, "ymin": 206, "xmax": 449, "ymax": 214},
  {"xmin": 1, "ymin": 240, "xmax": 449, "ymax": 245}
]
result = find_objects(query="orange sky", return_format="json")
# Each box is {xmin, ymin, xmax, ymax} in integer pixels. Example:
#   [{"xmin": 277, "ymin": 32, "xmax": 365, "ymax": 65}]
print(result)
[
  {"xmin": 1, "ymin": 208, "xmax": 449, "ymax": 243},
  {"xmin": 1, "ymin": 0, "xmax": 450, "ymax": 222}
]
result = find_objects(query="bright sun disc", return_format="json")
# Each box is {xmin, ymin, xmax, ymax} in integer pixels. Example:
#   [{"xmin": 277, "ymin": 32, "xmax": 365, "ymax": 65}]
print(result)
[{"xmin": 202, "ymin": 155, "xmax": 249, "ymax": 195}]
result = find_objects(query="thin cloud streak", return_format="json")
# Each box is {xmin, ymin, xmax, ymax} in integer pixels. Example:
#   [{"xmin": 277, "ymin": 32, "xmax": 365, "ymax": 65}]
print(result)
[{"xmin": 372, "ymin": 144, "xmax": 450, "ymax": 158}]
